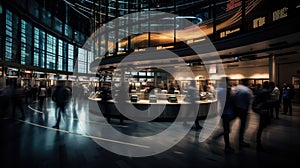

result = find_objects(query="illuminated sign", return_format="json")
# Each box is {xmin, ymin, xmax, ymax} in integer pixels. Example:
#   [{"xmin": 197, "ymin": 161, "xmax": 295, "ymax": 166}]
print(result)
[
  {"xmin": 253, "ymin": 17, "xmax": 265, "ymax": 28},
  {"xmin": 220, "ymin": 27, "xmax": 241, "ymax": 38},
  {"xmin": 273, "ymin": 7, "xmax": 288, "ymax": 21}
]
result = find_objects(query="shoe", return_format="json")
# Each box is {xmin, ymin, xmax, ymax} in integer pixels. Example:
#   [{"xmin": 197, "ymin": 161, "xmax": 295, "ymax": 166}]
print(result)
[
  {"xmin": 52, "ymin": 125, "xmax": 59, "ymax": 129},
  {"xmin": 224, "ymin": 147, "xmax": 234, "ymax": 154},
  {"xmin": 239, "ymin": 141, "xmax": 250, "ymax": 148}
]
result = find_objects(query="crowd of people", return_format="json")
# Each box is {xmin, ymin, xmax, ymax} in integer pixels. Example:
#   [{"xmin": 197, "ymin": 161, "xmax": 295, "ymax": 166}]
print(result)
[
  {"xmin": 217, "ymin": 78, "xmax": 296, "ymax": 153},
  {"xmin": 0, "ymin": 79, "xmax": 297, "ymax": 154},
  {"xmin": 0, "ymin": 82, "xmax": 72, "ymax": 128}
]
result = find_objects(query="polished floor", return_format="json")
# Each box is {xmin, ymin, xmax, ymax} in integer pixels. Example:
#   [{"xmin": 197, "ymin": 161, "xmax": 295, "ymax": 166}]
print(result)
[{"xmin": 1, "ymin": 97, "xmax": 300, "ymax": 168}]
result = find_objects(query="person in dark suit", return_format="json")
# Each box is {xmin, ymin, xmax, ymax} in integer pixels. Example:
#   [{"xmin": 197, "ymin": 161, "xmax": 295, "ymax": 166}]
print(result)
[
  {"xmin": 218, "ymin": 77, "xmax": 236, "ymax": 153},
  {"xmin": 52, "ymin": 84, "xmax": 72, "ymax": 129},
  {"xmin": 12, "ymin": 84, "xmax": 25, "ymax": 120},
  {"xmin": 183, "ymin": 80, "xmax": 201, "ymax": 129},
  {"xmin": 254, "ymin": 81, "xmax": 272, "ymax": 151}
]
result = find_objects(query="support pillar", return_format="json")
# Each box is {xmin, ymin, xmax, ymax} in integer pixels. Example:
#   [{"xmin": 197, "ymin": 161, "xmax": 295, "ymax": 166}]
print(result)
[{"xmin": 269, "ymin": 54, "xmax": 276, "ymax": 83}]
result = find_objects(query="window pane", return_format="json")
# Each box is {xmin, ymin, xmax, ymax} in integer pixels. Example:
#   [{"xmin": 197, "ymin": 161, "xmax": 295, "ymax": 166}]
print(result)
[
  {"xmin": 5, "ymin": 37, "xmax": 12, "ymax": 61},
  {"xmin": 88, "ymin": 51, "xmax": 94, "ymax": 74},
  {"xmin": 68, "ymin": 44, "xmax": 74, "ymax": 72},
  {"xmin": 64, "ymin": 24, "xmax": 73, "ymax": 39},
  {"xmin": 28, "ymin": 0, "xmax": 39, "ymax": 18},
  {"xmin": 33, "ymin": 27, "xmax": 46, "ymax": 68},
  {"xmin": 46, "ymin": 34, "xmax": 56, "ymax": 70},
  {"xmin": 41, "ymin": 8, "xmax": 51, "ymax": 26},
  {"xmin": 5, "ymin": 10, "xmax": 13, "ymax": 61},
  {"xmin": 5, "ymin": 10, "xmax": 19, "ymax": 62},
  {"xmin": 63, "ymin": 41, "xmax": 67, "ymax": 71},
  {"xmin": 21, "ymin": 20, "xmax": 32, "ymax": 65},
  {"xmin": 57, "ymin": 40, "xmax": 63, "ymax": 71},
  {"xmin": 78, "ymin": 48, "xmax": 87, "ymax": 73},
  {"xmin": 53, "ymin": 17, "xmax": 62, "ymax": 33}
]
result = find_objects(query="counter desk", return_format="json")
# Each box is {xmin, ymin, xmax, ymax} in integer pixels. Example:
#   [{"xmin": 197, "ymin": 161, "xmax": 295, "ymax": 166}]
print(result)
[{"xmin": 88, "ymin": 97, "xmax": 217, "ymax": 122}]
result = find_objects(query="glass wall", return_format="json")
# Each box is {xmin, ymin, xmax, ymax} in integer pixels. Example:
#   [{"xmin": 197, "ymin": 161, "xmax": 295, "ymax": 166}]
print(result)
[
  {"xmin": 0, "ymin": 1, "xmax": 3, "ymax": 60},
  {"xmin": 1, "ymin": 3, "xmax": 97, "ymax": 79},
  {"xmin": 28, "ymin": 0, "xmax": 39, "ymax": 18},
  {"xmin": 57, "ymin": 39, "xmax": 64, "ymax": 71},
  {"xmin": 21, "ymin": 19, "xmax": 32, "ymax": 65},
  {"xmin": 46, "ymin": 34, "xmax": 57, "ymax": 70},
  {"xmin": 87, "ymin": 51, "xmax": 94, "ymax": 74},
  {"xmin": 33, "ymin": 27, "xmax": 45, "ymax": 68},
  {"xmin": 41, "ymin": 8, "xmax": 52, "ymax": 27},
  {"xmin": 53, "ymin": 17, "xmax": 63, "ymax": 33},
  {"xmin": 57, "ymin": 39, "xmax": 68, "ymax": 72},
  {"xmin": 68, "ymin": 44, "xmax": 74, "ymax": 72},
  {"xmin": 5, "ymin": 10, "xmax": 19, "ymax": 63},
  {"xmin": 78, "ymin": 48, "xmax": 87, "ymax": 73}
]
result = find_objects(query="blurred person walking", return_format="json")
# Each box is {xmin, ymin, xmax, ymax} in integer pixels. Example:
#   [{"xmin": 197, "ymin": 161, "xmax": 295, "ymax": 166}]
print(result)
[
  {"xmin": 0, "ymin": 86, "xmax": 11, "ymax": 118},
  {"xmin": 12, "ymin": 84, "xmax": 25, "ymax": 120},
  {"xmin": 183, "ymin": 80, "xmax": 201, "ymax": 129},
  {"xmin": 52, "ymin": 83, "xmax": 72, "ymax": 129},
  {"xmin": 38, "ymin": 85, "xmax": 47, "ymax": 109},
  {"xmin": 252, "ymin": 81, "xmax": 272, "ymax": 151},
  {"xmin": 218, "ymin": 77, "xmax": 236, "ymax": 153},
  {"xmin": 31, "ymin": 84, "xmax": 38, "ymax": 103},
  {"xmin": 24, "ymin": 85, "xmax": 31, "ymax": 104},
  {"xmin": 232, "ymin": 79, "xmax": 253, "ymax": 148}
]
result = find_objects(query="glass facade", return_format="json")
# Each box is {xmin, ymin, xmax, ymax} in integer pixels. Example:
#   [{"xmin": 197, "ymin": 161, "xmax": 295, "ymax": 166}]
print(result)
[
  {"xmin": 0, "ymin": 0, "xmax": 244, "ymax": 73},
  {"xmin": 78, "ymin": 48, "xmax": 87, "ymax": 73},
  {"xmin": 5, "ymin": 10, "xmax": 19, "ymax": 62},
  {"xmin": 28, "ymin": 0, "xmax": 39, "ymax": 18},
  {"xmin": 53, "ymin": 17, "xmax": 63, "ymax": 33},
  {"xmin": 46, "ymin": 34, "xmax": 56, "ymax": 70},
  {"xmin": 0, "ymin": 6, "xmax": 91, "ymax": 75},
  {"xmin": 21, "ymin": 20, "xmax": 32, "ymax": 65},
  {"xmin": 1, "ymin": 0, "xmax": 295, "ymax": 78},
  {"xmin": 68, "ymin": 44, "xmax": 74, "ymax": 73},
  {"xmin": 87, "ymin": 51, "xmax": 94, "ymax": 74},
  {"xmin": 57, "ymin": 40, "xmax": 64, "ymax": 71},
  {"xmin": 33, "ymin": 27, "xmax": 45, "ymax": 68}
]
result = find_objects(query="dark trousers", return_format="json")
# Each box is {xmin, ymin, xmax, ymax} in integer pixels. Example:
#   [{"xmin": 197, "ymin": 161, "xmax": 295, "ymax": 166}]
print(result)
[
  {"xmin": 222, "ymin": 114, "xmax": 235, "ymax": 148},
  {"xmin": 270, "ymin": 100, "xmax": 280, "ymax": 118},
  {"xmin": 283, "ymin": 99, "xmax": 292, "ymax": 115},
  {"xmin": 12, "ymin": 99, "xmax": 25, "ymax": 119},
  {"xmin": 32, "ymin": 93, "xmax": 37, "ymax": 102},
  {"xmin": 256, "ymin": 112, "xmax": 270, "ymax": 146},
  {"xmin": 236, "ymin": 108, "xmax": 248, "ymax": 143},
  {"xmin": 25, "ymin": 94, "xmax": 31, "ymax": 104},
  {"xmin": 54, "ymin": 104, "xmax": 66, "ymax": 127},
  {"xmin": 38, "ymin": 96, "xmax": 46, "ymax": 108}
]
